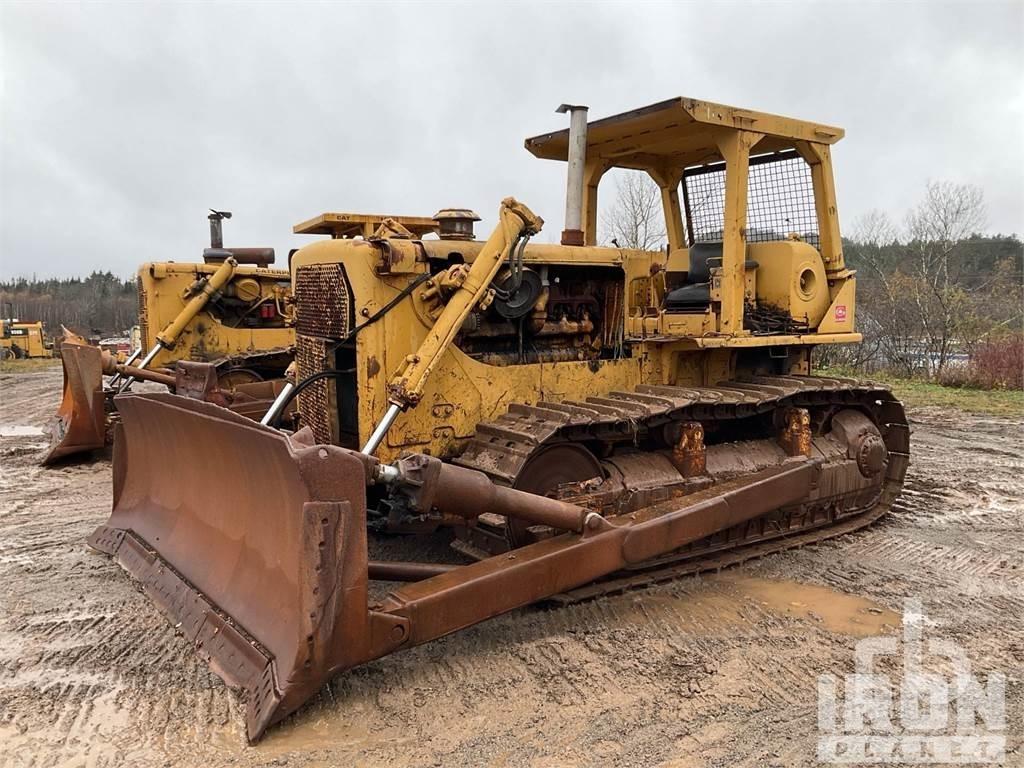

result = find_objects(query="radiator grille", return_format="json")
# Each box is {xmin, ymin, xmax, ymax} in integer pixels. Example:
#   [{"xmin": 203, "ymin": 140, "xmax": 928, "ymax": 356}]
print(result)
[
  {"xmin": 137, "ymin": 276, "xmax": 149, "ymax": 349},
  {"xmin": 296, "ymin": 334, "xmax": 334, "ymax": 445},
  {"xmin": 295, "ymin": 263, "xmax": 351, "ymax": 338}
]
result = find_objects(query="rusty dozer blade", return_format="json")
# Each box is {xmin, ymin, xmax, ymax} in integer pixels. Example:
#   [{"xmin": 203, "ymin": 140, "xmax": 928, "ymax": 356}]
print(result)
[
  {"xmin": 44, "ymin": 343, "xmax": 291, "ymax": 465},
  {"xmin": 44, "ymin": 336, "xmax": 107, "ymax": 464},
  {"xmin": 89, "ymin": 392, "xmax": 823, "ymax": 742},
  {"xmin": 89, "ymin": 392, "xmax": 380, "ymax": 740}
]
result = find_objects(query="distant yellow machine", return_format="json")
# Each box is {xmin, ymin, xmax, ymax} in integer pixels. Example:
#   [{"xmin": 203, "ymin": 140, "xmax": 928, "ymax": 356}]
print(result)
[{"xmin": 0, "ymin": 320, "xmax": 50, "ymax": 359}]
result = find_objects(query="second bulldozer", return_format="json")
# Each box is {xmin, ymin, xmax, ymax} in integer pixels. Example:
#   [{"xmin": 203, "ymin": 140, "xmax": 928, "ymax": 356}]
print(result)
[
  {"xmin": 44, "ymin": 211, "xmax": 294, "ymax": 463},
  {"xmin": 89, "ymin": 98, "xmax": 909, "ymax": 741},
  {"xmin": 45, "ymin": 210, "xmax": 445, "ymax": 463}
]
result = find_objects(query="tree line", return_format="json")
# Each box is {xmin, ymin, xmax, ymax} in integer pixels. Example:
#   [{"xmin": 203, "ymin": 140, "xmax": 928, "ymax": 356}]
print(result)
[
  {"xmin": 0, "ymin": 272, "xmax": 137, "ymax": 338},
  {"xmin": 823, "ymin": 182, "xmax": 1022, "ymax": 388}
]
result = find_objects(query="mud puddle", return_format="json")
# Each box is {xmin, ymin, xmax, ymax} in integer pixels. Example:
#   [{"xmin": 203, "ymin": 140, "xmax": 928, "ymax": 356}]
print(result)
[
  {"xmin": 623, "ymin": 574, "xmax": 901, "ymax": 637},
  {"xmin": 254, "ymin": 700, "xmax": 410, "ymax": 757},
  {"xmin": 720, "ymin": 574, "xmax": 901, "ymax": 636},
  {"xmin": 265, "ymin": 576, "xmax": 903, "ymax": 754}
]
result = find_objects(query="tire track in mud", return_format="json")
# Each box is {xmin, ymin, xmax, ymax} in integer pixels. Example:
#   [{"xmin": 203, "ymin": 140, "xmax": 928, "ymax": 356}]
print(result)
[
  {"xmin": 1, "ymin": 371, "xmax": 1022, "ymax": 767},
  {"xmin": 0, "ymin": 370, "xmax": 247, "ymax": 768}
]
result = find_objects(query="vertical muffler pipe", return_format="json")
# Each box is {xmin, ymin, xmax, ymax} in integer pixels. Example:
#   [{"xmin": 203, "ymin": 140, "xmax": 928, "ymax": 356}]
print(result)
[
  {"xmin": 209, "ymin": 209, "xmax": 231, "ymax": 249},
  {"xmin": 556, "ymin": 103, "xmax": 589, "ymax": 246}
]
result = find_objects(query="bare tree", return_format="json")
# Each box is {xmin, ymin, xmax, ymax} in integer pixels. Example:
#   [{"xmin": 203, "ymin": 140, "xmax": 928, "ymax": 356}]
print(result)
[
  {"xmin": 854, "ymin": 209, "xmax": 899, "ymax": 247},
  {"xmin": 849, "ymin": 209, "xmax": 917, "ymax": 374},
  {"xmin": 903, "ymin": 181, "xmax": 987, "ymax": 376},
  {"xmin": 601, "ymin": 171, "xmax": 666, "ymax": 251},
  {"xmin": 906, "ymin": 181, "xmax": 986, "ymax": 255},
  {"xmin": 847, "ymin": 184, "xmax": 994, "ymax": 379}
]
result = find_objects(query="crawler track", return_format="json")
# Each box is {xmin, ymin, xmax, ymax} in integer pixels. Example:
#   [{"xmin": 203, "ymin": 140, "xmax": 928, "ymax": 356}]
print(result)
[{"xmin": 454, "ymin": 375, "xmax": 909, "ymax": 598}]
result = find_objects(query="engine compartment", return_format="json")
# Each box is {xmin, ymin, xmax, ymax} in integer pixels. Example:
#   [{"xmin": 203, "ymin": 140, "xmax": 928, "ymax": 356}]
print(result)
[{"xmin": 449, "ymin": 263, "xmax": 626, "ymax": 365}]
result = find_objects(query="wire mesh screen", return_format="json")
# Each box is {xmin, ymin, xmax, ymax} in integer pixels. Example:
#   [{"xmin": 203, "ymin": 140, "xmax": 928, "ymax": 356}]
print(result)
[{"xmin": 682, "ymin": 150, "xmax": 819, "ymax": 248}]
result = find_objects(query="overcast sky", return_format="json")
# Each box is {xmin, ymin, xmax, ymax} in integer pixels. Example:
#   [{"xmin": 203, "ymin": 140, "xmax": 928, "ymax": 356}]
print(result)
[{"xmin": 1, "ymin": 1, "xmax": 1021, "ymax": 280}]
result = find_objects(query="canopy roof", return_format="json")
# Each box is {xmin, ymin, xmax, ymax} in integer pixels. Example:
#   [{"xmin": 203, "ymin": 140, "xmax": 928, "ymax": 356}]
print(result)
[{"xmin": 524, "ymin": 97, "xmax": 844, "ymax": 171}]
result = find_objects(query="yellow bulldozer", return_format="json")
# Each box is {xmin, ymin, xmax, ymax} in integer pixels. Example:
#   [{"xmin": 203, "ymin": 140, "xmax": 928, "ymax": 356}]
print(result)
[
  {"xmin": 44, "ymin": 211, "xmax": 294, "ymax": 463},
  {"xmin": 88, "ymin": 97, "xmax": 909, "ymax": 741}
]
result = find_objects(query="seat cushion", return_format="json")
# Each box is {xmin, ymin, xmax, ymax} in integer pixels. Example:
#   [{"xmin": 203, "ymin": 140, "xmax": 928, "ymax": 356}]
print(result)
[{"xmin": 664, "ymin": 282, "xmax": 711, "ymax": 310}]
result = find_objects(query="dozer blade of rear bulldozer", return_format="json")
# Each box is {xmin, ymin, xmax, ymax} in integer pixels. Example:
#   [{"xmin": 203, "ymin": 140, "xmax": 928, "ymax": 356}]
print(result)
[{"xmin": 44, "ymin": 339, "xmax": 107, "ymax": 464}]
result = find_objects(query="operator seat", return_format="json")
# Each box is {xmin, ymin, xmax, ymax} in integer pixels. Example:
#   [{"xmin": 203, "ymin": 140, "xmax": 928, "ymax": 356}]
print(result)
[
  {"xmin": 663, "ymin": 241, "xmax": 756, "ymax": 311},
  {"xmin": 663, "ymin": 242, "xmax": 719, "ymax": 310}
]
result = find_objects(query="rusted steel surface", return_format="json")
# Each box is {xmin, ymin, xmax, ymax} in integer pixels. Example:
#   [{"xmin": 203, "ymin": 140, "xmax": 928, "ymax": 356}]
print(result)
[
  {"xmin": 672, "ymin": 421, "xmax": 706, "ymax": 477},
  {"xmin": 115, "ymin": 363, "xmax": 177, "ymax": 388},
  {"xmin": 294, "ymin": 262, "xmax": 351, "ymax": 338},
  {"xmin": 368, "ymin": 561, "xmax": 459, "ymax": 582},
  {"xmin": 87, "ymin": 376, "xmax": 909, "ymax": 743},
  {"xmin": 173, "ymin": 361, "xmax": 228, "ymax": 405},
  {"xmin": 779, "ymin": 406, "xmax": 812, "ymax": 457},
  {"xmin": 555, "ymin": 395, "xmax": 910, "ymax": 602},
  {"xmin": 43, "ymin": 348, "xmax": 291, "ymax": 465},
  {"xmin": 295, "ymin": 336, "xmax": 334, "ymax": 444},
  {"xmin": 380, "ymin": 461, "xmax": 819, "ymax": 648},
  {"xmin": 43, "ymin": 340, "xmax": 107, "ymax": 464},
  {"xmin": 90, "ymin": 393, "xmax": 380, "ymax": 740},
  {"xmin": 88, "ymin": 391, "xmax": 829, "ymax": 742},
  {"xmin": 453, "ymin": 375, "xmax": 911, "ymax": 557}
]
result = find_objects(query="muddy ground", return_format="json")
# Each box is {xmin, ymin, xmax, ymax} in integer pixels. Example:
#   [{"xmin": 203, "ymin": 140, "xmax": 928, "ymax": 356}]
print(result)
[{"xmin": 1, "ymin": 365, "xmax": 1021, "ymax": 768}]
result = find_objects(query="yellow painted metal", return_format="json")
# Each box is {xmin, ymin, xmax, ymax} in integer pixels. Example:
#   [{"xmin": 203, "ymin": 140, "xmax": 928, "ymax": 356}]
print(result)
[
  {"xmin": 290, "ymin": 228, "xmax": 862, "ymax": 464},
  {"xmin": 713, "ymin": 128, "xmax": 762, "ymax": 336},
  {"xmin": 796, "ymin": 141, "xmax": 845, "ymax": 272},
  {"xmin": 385, "ymin": 199, "xmax": 543, "ymax": 408},
  {"xmin": 282, "ymin": 97, "xmax": 861, "ymax": 463},
  {"xmin": 647, "ymin": 165, "xmax": 686, "ymax": 252},
  {"xmin": 675, "ymin": 333, "xmax": 862, "ymax": 349},
  {"xmin": 291, "ymin": 241, "xmax": 640, "ymax": 463},
  {"xmin": 750, "ymin": 241, "xmax": 831, "ymax": 328},
  {"xmin": 1, "ymin": 321, "xmax": 49, "ymax": 358},
  {"xmin": 581, "ymin": 158, "xmax": 612, "ymax": 247},
  {"xmin": 156, "ymin": 258, "xmax": 238, "ymax": 348},
  {"xmin": 817, "ymin": 276, "xmax": 858, "ymax": 334},
  {"xmin": 525, "ymin": 97, "xmax": 843, "ymax": 169},
  {"xmin": 137, "ymin": 261, "xmax": 294, "ymax": 369},
  {"xmin": 293, "ymin": 212, "xmax": 439, "ymax": 240},
  {"xmin": 525, "ymin": 97, "xmax": 852, "ymax": 338}
]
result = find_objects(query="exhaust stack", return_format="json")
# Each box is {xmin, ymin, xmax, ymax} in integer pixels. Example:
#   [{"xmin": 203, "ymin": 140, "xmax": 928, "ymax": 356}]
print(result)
[
  {"xmin": 208, "ymin": 209, "xmax": 232, "ymax": 249},
  {"xmin": 556, "ymin": 103, "xmax": 589, "ymax": 246}
]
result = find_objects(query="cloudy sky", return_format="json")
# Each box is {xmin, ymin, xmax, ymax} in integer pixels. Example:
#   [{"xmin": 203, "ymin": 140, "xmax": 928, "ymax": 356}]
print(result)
[{"xmin": 1, "ymin": 1, "xmax": 1021, "ymax": 280}]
